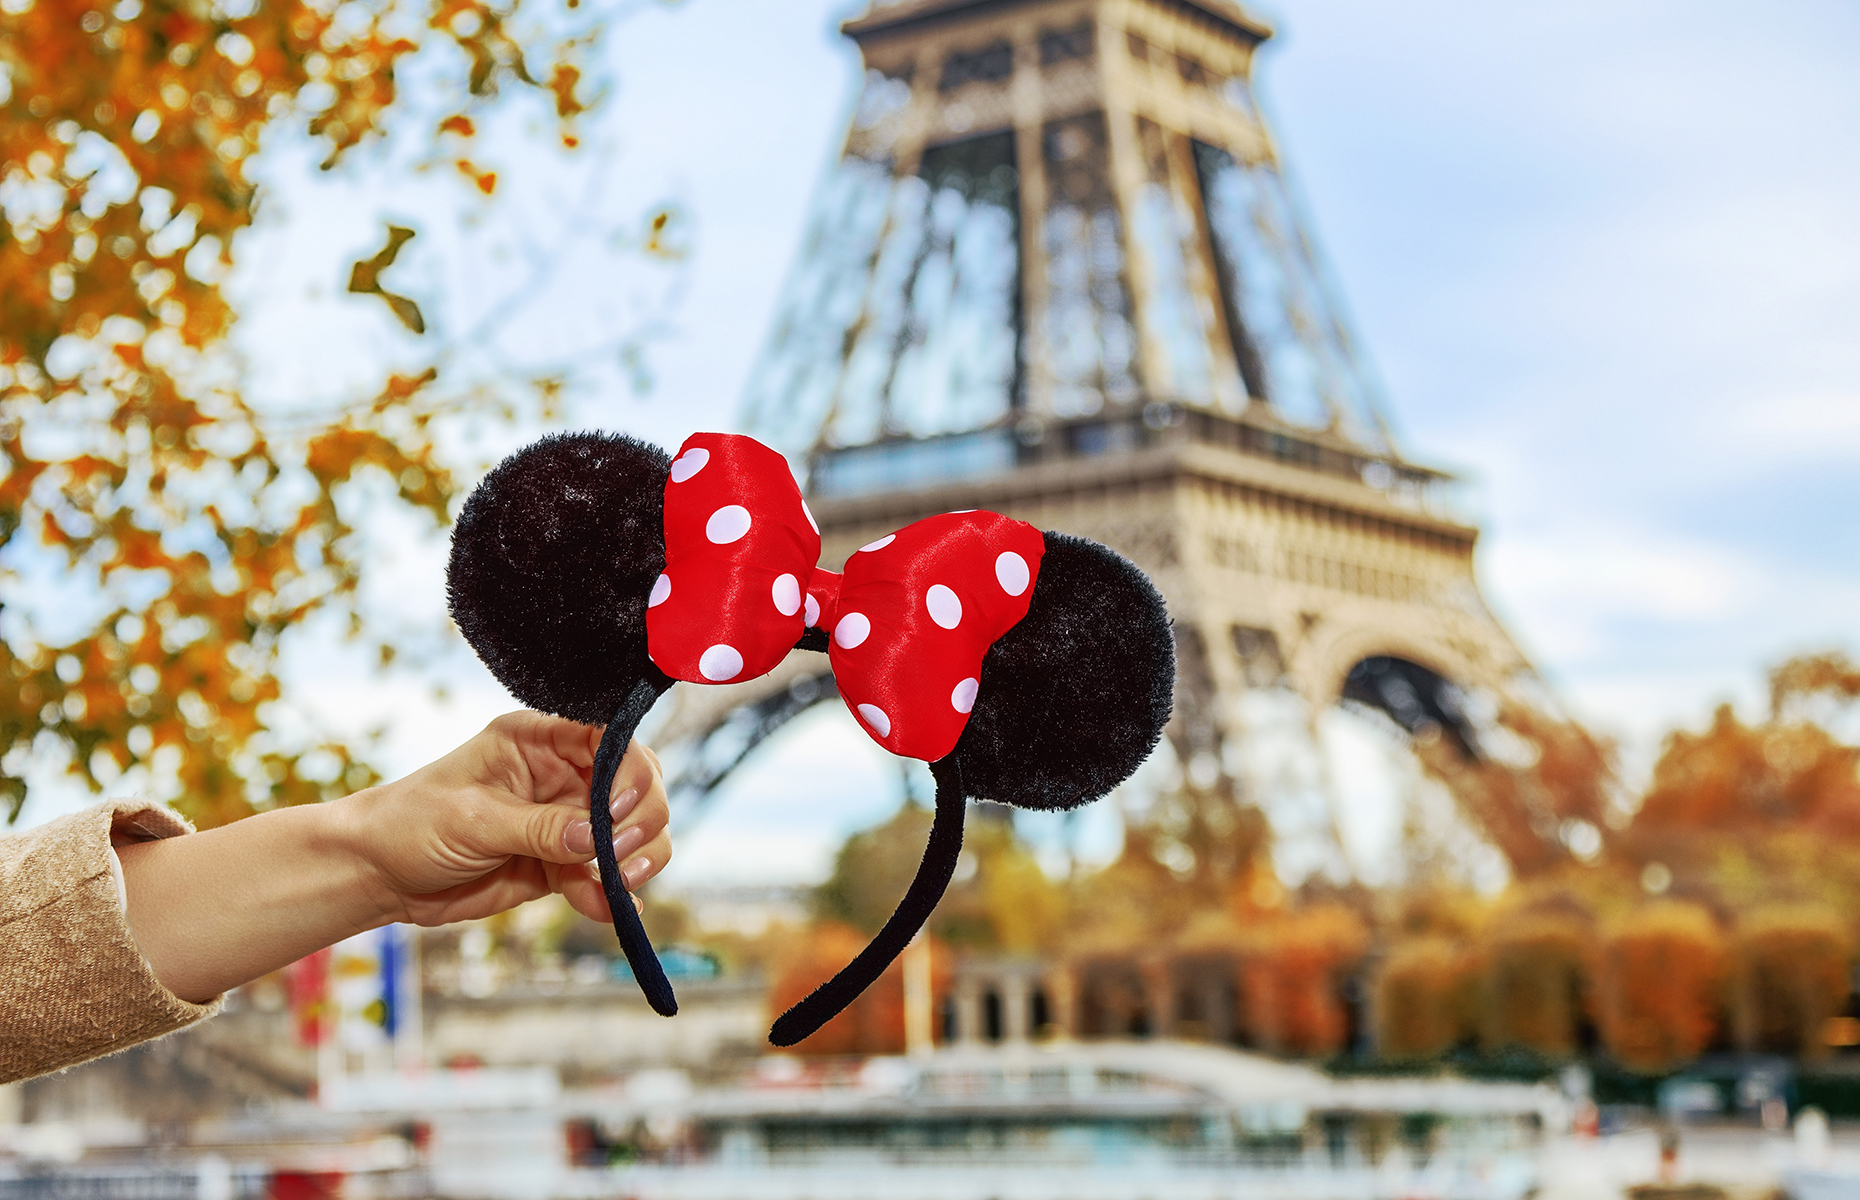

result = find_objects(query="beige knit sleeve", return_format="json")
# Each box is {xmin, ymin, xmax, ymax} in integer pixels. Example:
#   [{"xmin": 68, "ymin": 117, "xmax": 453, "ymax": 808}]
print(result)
[{"xmin": 0, "ymin": 800, "xmax": 222, "ymax": 1083}]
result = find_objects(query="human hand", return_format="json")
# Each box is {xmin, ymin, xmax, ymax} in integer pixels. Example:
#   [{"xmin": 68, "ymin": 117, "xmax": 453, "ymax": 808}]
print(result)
[
  {"xmin": 339, "ymin": 711, "xmax": 672, "ymax": 928},
  {"xmin": 117, "ymin": 710, "xmax": 672, "ymax": 1004}
]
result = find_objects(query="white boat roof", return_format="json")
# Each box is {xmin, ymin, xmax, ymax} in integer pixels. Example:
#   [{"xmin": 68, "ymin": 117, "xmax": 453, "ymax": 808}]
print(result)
[{"xmin": 573, "ymin": 1040, "xmax": 1564, "ymax": 1124}]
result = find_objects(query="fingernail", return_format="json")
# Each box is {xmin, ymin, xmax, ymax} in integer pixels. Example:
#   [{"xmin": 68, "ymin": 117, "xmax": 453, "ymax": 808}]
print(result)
[
  {"xmin": 609, "ymin": 788, "xmax": 640, "ymax": 821},
  {"xmin": 632, "ymin": 894, "xmax": 644, "ymax": 914},
  {"xmin": 622, "ymin": 855, "xmax": 652, "ymax": 889},
  {"xmin": 612, "ymin": 823, "xmax": 647, "ymax": 858},
  {"xmin": 564, "ymin": 820, "xmax": 593, "ymax": 855}
]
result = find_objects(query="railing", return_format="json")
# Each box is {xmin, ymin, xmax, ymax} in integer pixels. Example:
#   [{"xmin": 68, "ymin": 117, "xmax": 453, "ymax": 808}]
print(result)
[
  {"xmin": 807, "ymin": 405, "xmax": 1470, "ymax": 523},
  {"xmin": 0, "ymin": 1168, "xmax": 268, "ymax": 1200}
]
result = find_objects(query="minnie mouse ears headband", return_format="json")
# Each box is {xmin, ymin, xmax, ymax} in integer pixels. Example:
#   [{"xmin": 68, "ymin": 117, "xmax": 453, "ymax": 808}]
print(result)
[{"xmin": 446, "ymin": 431, "xmax": 1175, "ymax": 1045}]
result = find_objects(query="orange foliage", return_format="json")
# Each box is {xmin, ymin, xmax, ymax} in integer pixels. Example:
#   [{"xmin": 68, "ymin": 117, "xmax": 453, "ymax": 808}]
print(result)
[
  {"xmin": 1480, "ymin": 910, "xmax": 1593, "ymax": 1057},
  {"xmin": 1771, "ymin": 651, "xmax": 1860, "ymax": 718},
  {"xmin": 777, "ymin": 650, "xmax": 1860, "ymax": 1070},
  {"xmin": 1239, "ymin": 904, "xmax": 1368, "ymax": 1056},
  {"xmin": 1597, "ymin": 902, "xmax": 1726, "ymax": 1071},
  {"xmin": 1391, "ymin": 884, "xmax": 1485, "ymax": 941},
  {"xmin": 455, "ymin": 158, "xmax": 497, "ymax": 195},
  {"xmin": 547, "ymin": 63, "xmax": 584, "ymax": 120},
  {"xmin": 1633, "ymin": 705, "xmax": 1860, "ymax": 840},
  {"xmin": 1732, "ymin": 905, "xmax": 1853, "ymax": 1060},
  {"xmin": 1375, "ymin": 937, "xmax": 1475, "ymax": 1059},
  {"xmin": 768, "ymin": 924, "xmax": 953, "ymax": 1057},
  {"xmin": 0, "ymin": 1, "xmax": 604, "ymax": 825}
]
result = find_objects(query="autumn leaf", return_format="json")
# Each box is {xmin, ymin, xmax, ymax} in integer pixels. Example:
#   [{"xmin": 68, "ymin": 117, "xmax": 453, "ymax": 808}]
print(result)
[
  {"xmin": 1772, "ymin": 651, "xmax": 1860, "ymax": 719},
  {"xmin": 1598, "ymin": 902, "xmax": 1726, "ymax": 1071},
  {"xmin": 455, "ymin": 159, "xmax": 497, "ymax": 195},
  {"xmin": 0, "ymin": 0, "xmax": 618, "ymax": 828},
  {"xmin": 548, "ymin": 63, "xmax": 584, "ymax": 119},
  {"xmin": 347, "ymin": 224, "xmax": 425, "ymax": 334}
]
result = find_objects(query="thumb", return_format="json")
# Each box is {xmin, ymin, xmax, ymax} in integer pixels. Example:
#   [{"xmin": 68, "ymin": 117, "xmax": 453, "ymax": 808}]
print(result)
[{"xmin": 485, "ymin": 798, "xmax": 596, "ymax": 866}]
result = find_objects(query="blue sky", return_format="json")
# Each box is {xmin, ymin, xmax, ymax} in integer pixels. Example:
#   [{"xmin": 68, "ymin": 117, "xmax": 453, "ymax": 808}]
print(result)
[{"xmin": 20, "ymin": 1, "xmax": 1859, "ymax": 886}]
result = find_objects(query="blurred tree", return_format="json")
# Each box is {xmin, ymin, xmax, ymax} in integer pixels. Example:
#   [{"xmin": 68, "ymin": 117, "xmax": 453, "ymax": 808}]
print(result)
[
  {"xmin": 1479, "ymin": 909, "xmax": 1594, "ymax": 1057},
  {"xmin": 638, "ymin": 890, "xmax": 694, "ymax": 947},
  {"xmin": 938, "ymin": 810, "xmax": 1067, "ymax": 954},
  {"xmin": 1770, "ymin": 651, "xmax": 1860, "ymax": 720},
  {"xmin": 0, "ymin": 0, "xmax": 636, "ymax": 826},
  {"xmin": 790, "ymin": 653, "xmax": 1860, "ymax": 1070},
  {"xmin": 1055, "ymin": 777, "xmax": 1275, "ymax": 965},
  {"xmin": 1597, "ymin": 901, "xmax": 1726, "ymax": 1071},
  {"xmin": 1239, "ymin": 903, "xmax": 1368, "ymax": 1056},
  {"xmin": 1390, "ymin": 883, "xmax": 1485, "ymax": 941},
  {"xmin": 1059, "ymin": 821, "xmax": 1190, "ymax": 953},
  {"xmin": 767, "ymin": 922, "xmax": 953, "ymax": 1057},
  {"xmin": 813, "ymin": 801, "xmax": 935, "ymax": 935},
  {"xmin": 1123, "ymin": 775, "xmax": 1272, "ymax": 909},
  {"xmin": 1631, "ymin": 704, "xmax": 1860, "ymax": 841},
  {"xmin": 815, "ymin": 801, "xmax": 1070, "ymax": 954},
  {"xmin": 1375, "ymin": 936, "xmax": 1475, "ymax": 1059},
  {"xmin": 1731, "ymin": 905, "xmax": 1852, "ymax": 1061}
]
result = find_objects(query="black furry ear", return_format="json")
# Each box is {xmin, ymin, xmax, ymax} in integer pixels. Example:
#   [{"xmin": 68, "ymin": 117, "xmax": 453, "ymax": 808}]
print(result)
[
  {"xmin": 953, "ymin": 533, "xmax": 1174, "ymax": 810},
  {"xmin": 447, "ymin": 432, "xmax": 671, "ymax": 726},
  {"xmin": 448, "ymin": 432, "xmax": 680, "ymax": 1018}
]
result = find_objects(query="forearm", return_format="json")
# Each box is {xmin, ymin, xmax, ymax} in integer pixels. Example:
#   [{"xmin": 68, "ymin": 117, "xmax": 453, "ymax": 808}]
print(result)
[
  {"xmin": 115, "ymin": 796, "xmax": 388, "ymax": 1004},
  {"xmin": 112, "ymin": 715, "xmax": 670, "ymax": 1005}
]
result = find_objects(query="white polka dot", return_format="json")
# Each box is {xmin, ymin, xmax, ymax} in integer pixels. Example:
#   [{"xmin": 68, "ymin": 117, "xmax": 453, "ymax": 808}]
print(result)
[
  {"xmin": 706, "ymin": 505, "xmax": 752, "ymax": 544},
  {"xmin": 856, "ymin": 703, "xmax": 891, "ymax": 738},
  {"xmin": 835, "ymin": 612, "xmax": 870, "ymax": 649},
  {"xmin": 995, "ymin": 551, "xmax": 1030, "ymax": 596},
  {"xmin": 804, "ymin": 593, "xmax": 820, "ymax": 628},
  {"xmin": 771, "ymin": 573, "xmax": 801, "ymax": 617},
  {"xmin": 946, "ymin": 509, "xmax": 975, "ymax": 514},
  {"xmin": 698, "ymin": 644, "xmax": 743, "ymax": 681},
  {"xmin": 925, "ymin": 584, "xmax": 962, "ymax": 630},
  {"xmin": 648, "ymin": 573, "xmax": 671, "ymax": 608},
  {"xmin": 801, "ymin": 499, "xmax": 818, "ymax": 534},
  {"xmin": 669, "ymin": 447, "xmax": 709, "ymax": 483},
  {"xmin": 951, "ymin": 677, "xmax": 979, "ymax": 714},
  {"xmin": 859, "ymin": 533, "xmax": 895, "ymax": 553}
]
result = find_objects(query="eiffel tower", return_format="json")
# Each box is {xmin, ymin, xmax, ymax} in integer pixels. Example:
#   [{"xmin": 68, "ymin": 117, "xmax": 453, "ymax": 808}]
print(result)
[{"xmin": 659, "ymin": 0, "xmax": 1533, "ymax": 881}]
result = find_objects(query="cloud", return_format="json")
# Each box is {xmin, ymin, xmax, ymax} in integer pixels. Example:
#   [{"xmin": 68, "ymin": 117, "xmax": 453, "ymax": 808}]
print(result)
[
  {"xmin": 1486, "ymin": 528, "xmax": 1755, "ymax": 657},
  {"xmin": 1715, "ymin": 393, "xmax": 1860, "ymax": 465}
]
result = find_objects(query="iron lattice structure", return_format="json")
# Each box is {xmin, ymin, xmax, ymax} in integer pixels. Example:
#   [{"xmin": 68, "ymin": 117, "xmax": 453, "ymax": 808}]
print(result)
[
  {"xmin": 743, "ymin": 0, "xmax": 1393, "ymax": 465},
  {"xmin": 666, "ymin": 0, "xmax": 1534, "ymax": 877}
]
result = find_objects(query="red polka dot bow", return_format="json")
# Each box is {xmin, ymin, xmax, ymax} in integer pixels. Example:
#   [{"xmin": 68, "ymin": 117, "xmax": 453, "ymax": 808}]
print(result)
[{"xmin": 646, "ymin": 433, "xmax": 1045, "ymax": 761}]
